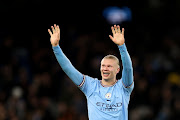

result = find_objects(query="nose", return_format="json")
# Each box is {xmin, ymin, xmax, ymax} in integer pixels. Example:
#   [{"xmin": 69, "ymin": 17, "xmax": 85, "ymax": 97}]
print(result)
[{"xmin": 103, "ymin": 66, "xmax": 108, "ymax": 71}]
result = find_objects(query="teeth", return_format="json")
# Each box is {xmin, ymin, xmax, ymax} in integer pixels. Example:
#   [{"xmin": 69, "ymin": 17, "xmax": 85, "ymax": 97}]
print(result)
[{"xmin": 103, "ymin": 73, "xmax": 109, "ymax": 74}]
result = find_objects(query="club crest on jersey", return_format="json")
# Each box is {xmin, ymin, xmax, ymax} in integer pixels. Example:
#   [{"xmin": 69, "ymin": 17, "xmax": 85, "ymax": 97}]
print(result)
[{"xmin": 105, "ymin": 93, "xmax": 111, "ymax": 99}]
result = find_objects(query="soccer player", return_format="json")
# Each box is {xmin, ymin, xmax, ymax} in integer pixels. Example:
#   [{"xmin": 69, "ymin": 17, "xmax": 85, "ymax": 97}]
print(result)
[{"xmin": 48, "ymin": 24, "xmax": 134, "ymax": 120}]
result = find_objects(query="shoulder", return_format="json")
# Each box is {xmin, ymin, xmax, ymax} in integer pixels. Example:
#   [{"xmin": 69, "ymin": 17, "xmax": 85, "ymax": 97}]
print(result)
[
  {"xmin": 85, "ymin": 75, "xmax": 99, "ymax": 81},
  {"xmin": 82, "ymin": 75, "xmax": 100, "ymax": 88},
  {"xmin": 116, "ymin": 78, "xmax": 123, "ymax": 86},
  {"xmin": 79, "ymin": 75, "xmax": 100, "ymax": 97},
  {"xmin": 116, "ymin": 78, "xmax": 134, "ymax": 95}
]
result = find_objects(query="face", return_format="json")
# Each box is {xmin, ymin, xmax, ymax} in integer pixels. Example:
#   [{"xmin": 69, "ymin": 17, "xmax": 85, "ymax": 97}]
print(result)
[{"xmin": 100, "ymin": 58, "xmax": 120, "ymax": 82}]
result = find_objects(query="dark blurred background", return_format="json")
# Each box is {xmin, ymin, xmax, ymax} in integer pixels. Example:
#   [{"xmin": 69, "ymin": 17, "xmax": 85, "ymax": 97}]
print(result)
[{"xmin": 0, "ymin": 0, "xmax": 180, "ymax": 120}]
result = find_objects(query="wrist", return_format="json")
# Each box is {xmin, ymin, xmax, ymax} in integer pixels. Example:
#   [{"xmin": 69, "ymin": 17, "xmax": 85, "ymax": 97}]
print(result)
[
  {"xmin": 52, "ymin": 43, "xmax": 59, "ymax": 47},
  {"xmin": 117, "ymin": 43, "xmax": 125, "ymax": 46}
]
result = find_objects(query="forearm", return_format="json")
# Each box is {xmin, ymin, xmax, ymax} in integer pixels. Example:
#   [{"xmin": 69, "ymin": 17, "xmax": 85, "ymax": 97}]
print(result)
[
  {"xmin": 52, "ymin": 45, "xmax": 83, "ymax": 86},
  {"xmin": 118, "ymin": 43, "xmax": 133, "ymax": 87}
]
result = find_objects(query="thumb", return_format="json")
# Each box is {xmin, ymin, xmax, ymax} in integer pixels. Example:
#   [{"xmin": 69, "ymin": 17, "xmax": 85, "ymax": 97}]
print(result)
[
  {"xmin": 109, "ymin": 35, "xmax": 115, "ymax": 42},
  {"xmin": 109, "ymin": 35, "xmax": 113, "ymax": 40}
]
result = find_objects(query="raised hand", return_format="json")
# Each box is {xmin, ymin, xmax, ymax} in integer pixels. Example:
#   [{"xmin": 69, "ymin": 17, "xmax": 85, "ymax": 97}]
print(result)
[
  {"xmin": 109, "ymin": 25, "xmax": 125, "ymax": 46},
  {"xmin": 48, "ymin": 24, "xmax": 60, "ymax": 47}
]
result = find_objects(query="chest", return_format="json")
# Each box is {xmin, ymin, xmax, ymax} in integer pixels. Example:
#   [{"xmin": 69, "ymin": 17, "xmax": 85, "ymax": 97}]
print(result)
[{"xmin": 89, "ymin": 83, "xmax": 123, "ymax": 109}]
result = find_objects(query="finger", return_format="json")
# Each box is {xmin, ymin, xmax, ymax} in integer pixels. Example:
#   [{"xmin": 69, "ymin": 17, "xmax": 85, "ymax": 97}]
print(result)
[
  {"xmin": 117, "ymin": 25, "xmax": 121, "ymax": 33},
  {"xmin": 51, "ymin": 26, "xmax": 55, "ymax": 33},
  {"xmin": 48, "ymin": 29, "xmax": 52, "ymax": 36},
  {"xmin": 111, "ymin": 26, "xmax": 115, "ymax": 36},
  {"xmin": 57, "ymin": 25, "xmax": 60, "ymax": 33},
  {"xmin": 109, "ymin": 35, "xmax": 114, "ymax": 41},
  {"xmin": 122, "ymin": 28, "xmax": 125, "ymax": 36},
  {"xmin": 57, "ymin": 25, "xmax": 60, "ymax": 38},
  {"xmin": 56, "ymin": 25, "xmax": 58, "ymax": 32},
  {"xmin": 114, "ymin": 25, "xmax": 117, "ymax": 33},
  {"xmin": 54, "ymin": 24, "xmax": 57, "ymax": 32}
]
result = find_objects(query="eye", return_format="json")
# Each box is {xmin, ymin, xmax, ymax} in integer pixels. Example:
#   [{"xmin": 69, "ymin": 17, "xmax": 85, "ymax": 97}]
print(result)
[
  {"xmin": 107, "ymin": 65, "xmax": 112, "ymax": 68},
  {"xmin": 101, "ymin": 65, "xmax": 105, "ymax": 67}
]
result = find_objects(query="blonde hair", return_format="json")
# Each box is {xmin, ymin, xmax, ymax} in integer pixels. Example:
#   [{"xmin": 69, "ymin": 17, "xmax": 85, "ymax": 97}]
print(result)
[{"xmin": 102, "ymin": 55, "xmax": 120, "ymax": 66}]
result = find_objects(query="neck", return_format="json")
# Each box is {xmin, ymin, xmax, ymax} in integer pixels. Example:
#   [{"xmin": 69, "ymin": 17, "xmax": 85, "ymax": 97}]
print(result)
[{"xmin": 101, "ymin": 78, "xmax": 116, "ymax": 86}]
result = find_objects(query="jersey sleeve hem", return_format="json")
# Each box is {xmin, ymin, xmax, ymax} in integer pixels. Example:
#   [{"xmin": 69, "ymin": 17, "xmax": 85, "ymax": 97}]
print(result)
[
  {"xmin": 78, "ymin": 75, "xmax": 85, "ymax": 88},
  {"xmin": 122, "ymin": 80, "xmax": 134, "ymax": 88}
]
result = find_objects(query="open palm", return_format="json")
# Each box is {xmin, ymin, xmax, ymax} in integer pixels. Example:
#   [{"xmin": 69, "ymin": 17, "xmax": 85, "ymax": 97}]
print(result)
[
  {"xmin": 109, "ymin": 25, "xmax": 125, "ymax": 46},
  {"xmin": 48, "ymin": 24, "xmax": 60, "ymax": 47}
]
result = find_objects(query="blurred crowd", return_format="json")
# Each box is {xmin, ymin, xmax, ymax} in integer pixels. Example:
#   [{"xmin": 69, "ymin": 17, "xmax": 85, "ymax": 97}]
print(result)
[
  {"xmin": 0, "ymin": 22, "xmax": 180, "ymax": 120},
  {"xmin": 0, "ymin": 0, "xmax": 180, "ymax": 120}
]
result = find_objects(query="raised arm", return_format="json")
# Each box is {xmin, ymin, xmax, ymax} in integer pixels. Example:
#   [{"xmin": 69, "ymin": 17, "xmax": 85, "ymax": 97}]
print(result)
[
  {"xmin": 48, "ymin": 24, "xmax": 84, "ymax": 87},
  {"xmin": 109, "ymin": 25, "xmax": 133, "ymax": 88}
]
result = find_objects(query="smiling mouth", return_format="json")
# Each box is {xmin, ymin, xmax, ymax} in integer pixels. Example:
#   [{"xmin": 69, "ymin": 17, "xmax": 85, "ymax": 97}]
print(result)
[{"xmin": 103, "ymin": 72, "xmax": 110, "ymax": 77}]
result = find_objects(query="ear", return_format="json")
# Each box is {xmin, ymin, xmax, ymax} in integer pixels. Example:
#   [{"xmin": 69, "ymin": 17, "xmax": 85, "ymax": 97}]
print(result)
[{"xmin": 116, "ymin": 67, "xmax": 120, "ymax": 74}]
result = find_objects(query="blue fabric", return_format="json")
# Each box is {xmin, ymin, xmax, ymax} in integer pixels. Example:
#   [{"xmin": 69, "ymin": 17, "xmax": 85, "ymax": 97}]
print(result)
[
  {"xmin": 118, "ymin": 43, "xmax": 134, "ymax": 88},
  {"xmin": 53, "ymin": 45, "xmax": 83, "ymax": 86},
  {"xmin": 52, "ymin": 43, "xmax": 134, "ymax": 120}
]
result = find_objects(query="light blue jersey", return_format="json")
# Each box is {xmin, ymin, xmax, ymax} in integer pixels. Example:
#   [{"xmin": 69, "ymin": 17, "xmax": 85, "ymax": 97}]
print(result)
[
  {"xmin": 53, "ymin": 43, "xmax": 134, "ymax": 120},
  {"xmin": 80, "ymin": 75, "xmax": 133, "ymax": 120}
]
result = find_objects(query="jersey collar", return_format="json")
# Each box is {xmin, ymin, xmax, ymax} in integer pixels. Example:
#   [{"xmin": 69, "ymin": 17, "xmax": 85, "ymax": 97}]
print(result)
[{"xmin": 100, "ymin": 80, "xmax": 118, "ymax": 87}]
